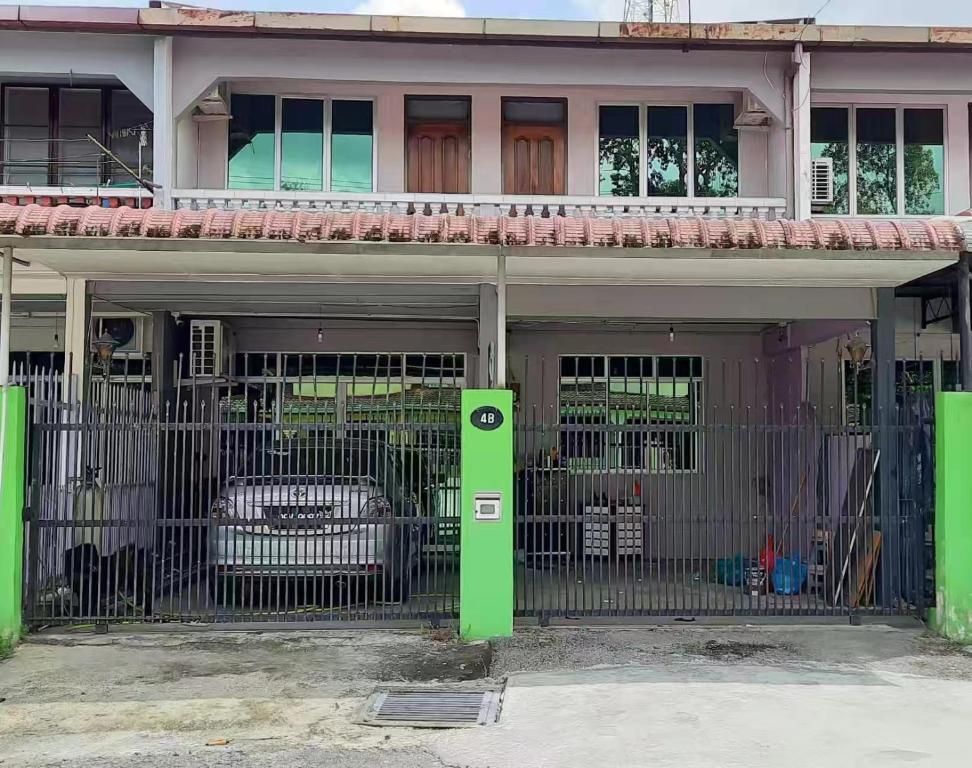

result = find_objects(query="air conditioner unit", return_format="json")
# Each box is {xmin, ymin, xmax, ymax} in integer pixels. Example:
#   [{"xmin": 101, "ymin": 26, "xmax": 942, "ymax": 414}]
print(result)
[
  {"xmin": 189, "ymin": 319, "xmax": 234, "ymax": 378},
  {"xmin": 811, "ymin": 157, "xmax": 835, "ymax": 207},
  {"xmin": 734, "ymin": 94, "xmax": 771, "ymax": 129},
  {"xmin": 94, "ymin": 316, "xmax": 145, "ymax": 357},
  {"xmin": 192, "ymin": 82, "xmax": 231, "ymax": 122}
]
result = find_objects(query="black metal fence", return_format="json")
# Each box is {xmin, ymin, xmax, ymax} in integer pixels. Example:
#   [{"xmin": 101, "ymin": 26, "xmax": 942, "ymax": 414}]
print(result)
[
  {"xmin": 513, "ymin": 355, "xmax": 933, "ymax": 620},
  {"xmin": 18, "ymin": 349, "xmax": 936, "ymax": 626},
  {"xmin": 22, "ymin": 357, "xmax": 462, "ymax": 626}
]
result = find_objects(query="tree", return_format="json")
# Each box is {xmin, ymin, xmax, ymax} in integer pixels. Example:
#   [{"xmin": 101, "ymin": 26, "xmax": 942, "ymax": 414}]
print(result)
[
  {"xmin": 818, "ymin": 140, "xmax": 942, "ymax": 215},
  {"xmin": 903, "ymin": 144, "xmax": 942, "ymax": 215},
  {"xmin": 599, "ymin": 137, "xmax": 639, "ymax": 197},
  {"xmin": 646, "ymin": 137, "xmax": 687, "ymax": 196},
  {"xmin": 598, "ymin": 133, "xmax": 740, "ymax": 198},
  {"xmin": 693, "ymin": 138, "xmax": 738, "ymax": 197}
]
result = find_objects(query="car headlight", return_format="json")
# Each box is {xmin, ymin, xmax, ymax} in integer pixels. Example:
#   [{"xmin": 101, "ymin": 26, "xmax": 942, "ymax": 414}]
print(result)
[{"xmin": 211, "ymin": 496, "xmax": 235, "ymax": 519}]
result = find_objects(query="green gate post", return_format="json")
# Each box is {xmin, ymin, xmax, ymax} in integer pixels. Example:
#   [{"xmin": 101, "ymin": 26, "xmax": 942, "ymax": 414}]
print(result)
[
  {"xmin": 460, "ymin": 389, "xmax": 513, "ymax": 640},
  {"xmin": 0, "ymin": 387, "xmax": 26, "ymax": 646},
  {"xmin": 934, "ymin": 391, "xmax": 972, "ymax": 643}
]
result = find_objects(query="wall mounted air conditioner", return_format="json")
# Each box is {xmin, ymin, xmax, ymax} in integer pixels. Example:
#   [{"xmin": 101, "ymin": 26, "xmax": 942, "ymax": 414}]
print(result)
[
  {"xmin": 189, "ymin": 319, "xmax": 235, "ymax": 378},
  {"xmin": 734, "ymin": 94, "xmax": 771, "ymax": 128},
  {"xmin": 94, "ymin": 316, "xmax": 146, "ymax": 357},
  {"xmin": 811, "ymin": 157, "xmax": 835, "ymax": 208},
  {"xmin": 192, "ymin": 82, "xmax": 231, "ymax": 122}
]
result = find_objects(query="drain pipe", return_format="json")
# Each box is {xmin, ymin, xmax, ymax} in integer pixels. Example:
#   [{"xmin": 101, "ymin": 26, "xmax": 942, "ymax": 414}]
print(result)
[
  {"xmin": 496, "ymin": 247, "xmax": 507, "ymax": 389},
  {"xmin": 0, "ymin": 246, "xmax": 11, "ymax": 388},
  {"xmin": 0, "ymin": 246, "xmax": 12, "ymax": 519},
  {"xmin": 959, "ymin": 251, "xmax": 971, "ymax": 391}
]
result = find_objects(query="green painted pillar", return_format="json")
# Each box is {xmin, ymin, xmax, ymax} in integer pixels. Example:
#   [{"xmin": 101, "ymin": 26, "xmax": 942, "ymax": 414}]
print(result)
[
  {"xmin": 0, "ymin": 387, "xmax": 26, "ymax": 646},
  {"xmin": 935, "ymin": 391, "xmax": 972, "ymax": 643},
  {"xmin": 460, "ymin": 389, "xmax": 513, "ymax": 640}
]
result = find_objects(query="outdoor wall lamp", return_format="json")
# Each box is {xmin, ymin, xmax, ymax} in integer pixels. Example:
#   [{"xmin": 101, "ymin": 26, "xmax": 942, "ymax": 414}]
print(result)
[
  {"xmin": 845, "ymin": 334, "xmax": 870, "ymax": 367},
  {"xmin": 91, "ymin": 330, "xmax": 117, "ymax": 370}
]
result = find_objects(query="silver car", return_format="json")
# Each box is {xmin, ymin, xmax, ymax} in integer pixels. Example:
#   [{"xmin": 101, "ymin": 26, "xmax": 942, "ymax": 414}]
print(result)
[{"xmin": 209, "ymin": 439, "xmax": 419, "ymax": 604}]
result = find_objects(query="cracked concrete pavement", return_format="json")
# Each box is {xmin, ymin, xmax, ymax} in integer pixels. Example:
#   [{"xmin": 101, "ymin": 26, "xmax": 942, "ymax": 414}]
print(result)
[{"xmin": 1, "ymin": 623, "xmax": 971, "ymax": 767}]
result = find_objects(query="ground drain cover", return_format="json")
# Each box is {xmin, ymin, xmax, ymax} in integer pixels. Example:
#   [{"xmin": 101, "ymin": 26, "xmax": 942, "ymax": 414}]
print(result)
[{"xmin": 358, "ymin": 688, "xmax": 502, "ymax": 728}]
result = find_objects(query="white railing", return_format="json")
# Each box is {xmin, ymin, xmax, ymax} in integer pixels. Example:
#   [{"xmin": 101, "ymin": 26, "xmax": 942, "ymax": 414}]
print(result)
[
  {"xmin": 0, "ymin": 185, "xmax": 153, "ymax": 203},
  {"xmin": 171, "ymin": 189, "xmax": 788, "ymax": 220}
]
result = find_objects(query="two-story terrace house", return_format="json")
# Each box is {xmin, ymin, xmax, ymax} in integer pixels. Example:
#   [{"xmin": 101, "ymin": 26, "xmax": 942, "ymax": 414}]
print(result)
[{"xmin": 1, "ymin": 5, "xmax": 971, "ymax": 628}]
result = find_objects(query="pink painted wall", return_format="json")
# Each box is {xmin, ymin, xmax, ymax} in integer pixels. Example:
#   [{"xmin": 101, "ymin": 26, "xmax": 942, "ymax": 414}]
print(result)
[{"xmin": 183, "ymin": 81, "xmax": 772, "ymax": 197}]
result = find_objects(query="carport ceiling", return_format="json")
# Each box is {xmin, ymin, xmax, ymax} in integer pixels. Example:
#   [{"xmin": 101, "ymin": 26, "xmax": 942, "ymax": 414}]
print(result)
[{"xmin": 89, "ymin": 281, "xmax": 482, "ymax": 319}]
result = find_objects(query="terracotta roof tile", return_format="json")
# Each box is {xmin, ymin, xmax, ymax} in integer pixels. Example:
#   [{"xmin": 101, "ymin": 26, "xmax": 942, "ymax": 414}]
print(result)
[{"xmin": 0, "ymin": 203, "xmax": 965, "ymax": 252}]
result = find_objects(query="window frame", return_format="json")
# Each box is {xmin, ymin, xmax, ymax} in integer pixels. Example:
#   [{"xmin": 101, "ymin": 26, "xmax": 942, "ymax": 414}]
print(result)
[
  {"xmin": 225, "ymin": 92, "xmax": 377, "ymax": 194},
  {"xmin": 595, "ymin": 102, "xmax": 739, "ymax": 199},
  {"xmin": 403, "ymin": 94, "xmax": 473, "ymax": 194},
  {"xmin": 222, "ymin": 351, "xmax": 466, "ymax": 435},
  {"xmin": 811, "ymin": 102, "xmax": 949, "ymax": 218},
  {"xmin": 557, "ymin": 354, "xmax": 704, "ymax": 474},
  {"xmin": 840, "ymin": 356, "xmax": 957, "ymax": 426},
  {"xmin": 0, "ymin": 82, "xmax": 149, "ymax": 188}
]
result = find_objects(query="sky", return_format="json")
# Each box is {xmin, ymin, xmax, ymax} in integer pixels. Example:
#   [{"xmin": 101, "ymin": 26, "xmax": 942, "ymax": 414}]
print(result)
[{"xmin": 2, "ymin": 0, "xmax": 972, "ymax": 26}]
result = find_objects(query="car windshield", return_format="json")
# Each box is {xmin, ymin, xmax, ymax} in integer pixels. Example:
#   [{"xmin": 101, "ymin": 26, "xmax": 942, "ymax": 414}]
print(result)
[{"xmin": 238, "ymin": 441, "xmax": 400, "ymax": 495}]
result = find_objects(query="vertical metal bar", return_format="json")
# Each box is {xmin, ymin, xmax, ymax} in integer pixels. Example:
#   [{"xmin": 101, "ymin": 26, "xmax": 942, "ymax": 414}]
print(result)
[
  {"xmin": 957, "ymin": 252, "xmax": 971, "ymax": 391},
  {"xmin": 496, "ymin": 251, "xmax": 507, "ymax": 389}
]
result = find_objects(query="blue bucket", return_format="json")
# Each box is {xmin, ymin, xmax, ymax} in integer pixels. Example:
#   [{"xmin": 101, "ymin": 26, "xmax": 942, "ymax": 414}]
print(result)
[{"xmin": 772, "ymin": 557, "xmax": 808, "ymax": 595}]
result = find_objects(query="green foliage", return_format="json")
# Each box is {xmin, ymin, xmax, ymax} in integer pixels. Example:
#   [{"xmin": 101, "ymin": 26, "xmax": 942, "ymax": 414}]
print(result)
[
  {"xmin": 598, "ymin": 137, "xmax": 639, "ymax": 197},
  {"xmin": 646, "ymin": 137, "xmax": 687, "ymax": 196},
  {"xmin": 817, "ymin": 140, "xmax": 942, "ymax": 215},
  {"xmin": 598, "ymin": 133, "xmax": 739, "ymax": 198},
  {"xmin": 903, "ymin": 144, "xmax": 942, "ymax": 215},
  {"xmin": 693, "ymin": 138, "xmax": 738, "ymax": 197}
]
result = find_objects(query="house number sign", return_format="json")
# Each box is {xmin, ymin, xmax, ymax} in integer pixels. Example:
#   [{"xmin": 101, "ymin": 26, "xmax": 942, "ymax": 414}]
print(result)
[{"xmin": 470, "ymin": 405, "xmax": 504, "ymax": 431}]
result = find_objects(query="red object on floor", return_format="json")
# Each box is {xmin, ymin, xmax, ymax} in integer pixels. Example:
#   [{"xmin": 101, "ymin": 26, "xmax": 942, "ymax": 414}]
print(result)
[{"xmin": 759, "ymin": 536, "xmax": 776, "ymax": 575}]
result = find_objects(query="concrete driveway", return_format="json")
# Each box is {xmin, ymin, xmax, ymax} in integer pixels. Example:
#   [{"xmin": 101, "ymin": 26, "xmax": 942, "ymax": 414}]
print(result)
[{"xmin": 1, "ymin": 623, "xmax": 970, "ymax": 767}]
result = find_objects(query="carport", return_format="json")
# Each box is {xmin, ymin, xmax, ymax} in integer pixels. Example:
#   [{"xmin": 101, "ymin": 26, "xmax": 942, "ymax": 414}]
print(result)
[{"xmin": 1, "ymin": 204, "xmax": 970, "ymax": 626}]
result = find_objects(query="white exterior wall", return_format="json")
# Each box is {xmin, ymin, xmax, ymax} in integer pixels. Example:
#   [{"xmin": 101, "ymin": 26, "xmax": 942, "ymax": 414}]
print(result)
[
  {"xmin": 0, "ymin": 30, "xmax": 154, "ymax": 108},
  {"xmin": 3, "ymin": 30, "xmax": 971, "ymax": 219},
  {"xmin": 191, "ymin": 81, "xmax": 772, "ymax": 197},
  {"xmin": 812, "ymin": 50, "xmax": 972, "ymax": 215},
  {"xmin": 167, "ymin": 35, "xmax": 787, "ymax": 199}
]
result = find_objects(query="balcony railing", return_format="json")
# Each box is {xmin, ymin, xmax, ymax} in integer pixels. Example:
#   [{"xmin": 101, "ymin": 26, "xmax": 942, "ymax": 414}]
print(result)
[
  {"xmin": 171, "ymin": 189, "xmax": 788, "ymax": 219},
  {"xmin": 0, "ymin": 185, "xmax": 153, "ymax": 208}
]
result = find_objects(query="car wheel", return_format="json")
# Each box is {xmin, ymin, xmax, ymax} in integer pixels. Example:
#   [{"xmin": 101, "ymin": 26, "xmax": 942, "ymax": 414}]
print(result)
[
  {"xmin": 380, "ymin": 524, "xmax": 418, "ymax": 604},
  {"xmin": 210, "ymin": 572, "xmax": 246, "ymax": 608},
  {"xmin": 380, "ymin": 568, "xmax": 413, "ymax": 604}
]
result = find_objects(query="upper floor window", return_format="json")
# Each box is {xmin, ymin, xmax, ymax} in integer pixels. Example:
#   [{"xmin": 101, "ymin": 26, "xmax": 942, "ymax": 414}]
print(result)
[
  {"xmin": 502, "ymin": 98, "xmax": 566, "ymax": 195},
  {"xmin": 227, "ymin": 94, "xmax": 374, "ymax": 193},
  {"xmin": 811, "ymin": 105, "xmax": 945, "ymax": 216},
  {"xmin": 597, "ymin": 103, "xmax": 737, "ymax": 198},
  {"xmin": 405, "ymin": 96, "xmax": 471, "ymax": 194},
  {"xmin": 0, "ymin": 84, "xmax": 152, "ymax": 187}
]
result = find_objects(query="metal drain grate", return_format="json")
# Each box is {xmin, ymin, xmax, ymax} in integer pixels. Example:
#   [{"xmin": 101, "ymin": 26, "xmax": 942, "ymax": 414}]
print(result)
[{"xmin": 358, "ymin": 688, "xmax": 502, "ymax": 728}]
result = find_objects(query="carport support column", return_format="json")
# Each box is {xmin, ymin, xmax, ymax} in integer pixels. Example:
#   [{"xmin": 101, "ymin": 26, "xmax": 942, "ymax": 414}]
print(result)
[
  {"xmin": 459, "ymin": 389, "xmax": 513, "ymax": 640},
  {"xmin": 477, "ymin": 285, "xmax": 498, "ymax": 388},
  {"xmin": 63, "ymin": 278, "xmax": 91, "ymax": 403},
  {"xmin": 872, "ymin": 288, "xmax": 899, "ymax": 603},
  {"xmin": 934, "ymin": 392, "xmax": 972, "ymax": 642}
]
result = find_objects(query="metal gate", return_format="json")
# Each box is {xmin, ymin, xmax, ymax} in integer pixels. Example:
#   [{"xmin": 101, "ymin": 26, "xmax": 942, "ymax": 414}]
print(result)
[
  {"xmin": 22, "ymin": 354, "xmax": 462, "ymax": 626},
  {"xmin": 514, "ymin": 355, "xmax": 933, "ymax": 620}
]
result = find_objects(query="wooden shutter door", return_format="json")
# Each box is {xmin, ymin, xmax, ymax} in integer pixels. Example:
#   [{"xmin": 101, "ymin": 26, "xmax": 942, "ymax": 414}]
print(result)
[
  {"xmin": 502, "ymin": 124, "xmax": 566, "ymax": 195},
  {"xmin": 406, "ymin": 122, "xmax": 471, "ymax": 194}
]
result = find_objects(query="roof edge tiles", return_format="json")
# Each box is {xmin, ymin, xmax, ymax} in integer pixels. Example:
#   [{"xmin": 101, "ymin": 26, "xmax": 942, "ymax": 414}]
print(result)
[
  {"xmin": 0, "ymin": 204, "xmax": 966, "ymax": 252},
  {"xmin": 0, "ymin": 6, "xmax": 971, "ymax": 49}
]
